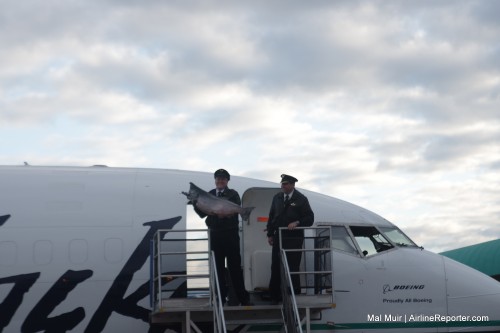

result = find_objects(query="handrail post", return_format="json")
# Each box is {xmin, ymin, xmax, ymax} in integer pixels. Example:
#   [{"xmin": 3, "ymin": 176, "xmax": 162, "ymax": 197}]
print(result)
[
  {"xmin": 156, "ymin": 230, "xmax": 162, "ymax": 311},
  {"xmin": 210, "ymin": 250, "xmax": 227, "ymax": 333}
]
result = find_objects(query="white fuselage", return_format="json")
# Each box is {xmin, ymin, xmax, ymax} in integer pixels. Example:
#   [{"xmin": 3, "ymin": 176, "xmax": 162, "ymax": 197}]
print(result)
[{"xmin": 1, "ymin": 166, "xmax": 499, "ymax": 332}]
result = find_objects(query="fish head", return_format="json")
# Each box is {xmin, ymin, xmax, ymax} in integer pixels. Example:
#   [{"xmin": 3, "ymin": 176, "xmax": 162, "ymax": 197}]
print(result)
[{"xmin": 182, "ymin": 182, "xmax": 202, "ymax": 200}]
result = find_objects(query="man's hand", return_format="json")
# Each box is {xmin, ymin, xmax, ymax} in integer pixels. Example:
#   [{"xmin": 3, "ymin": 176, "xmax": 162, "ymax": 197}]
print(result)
[
  {"xmin": 268, "ymin": 236, "xmax": 274, "ymax": 246},
  {"xmin": 288, "ymin": 221, "xmax": 300, "ymax": 230}
]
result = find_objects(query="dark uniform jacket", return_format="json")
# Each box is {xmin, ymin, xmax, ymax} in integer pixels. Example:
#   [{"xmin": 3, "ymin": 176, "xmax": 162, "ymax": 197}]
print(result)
[
  {"xmin": 266, "ymin": 189, "xmax": 314, "ymax": 237},
  {"xmin": 194, "ymin": 188, "xmax": 241, "ymax": 231}
]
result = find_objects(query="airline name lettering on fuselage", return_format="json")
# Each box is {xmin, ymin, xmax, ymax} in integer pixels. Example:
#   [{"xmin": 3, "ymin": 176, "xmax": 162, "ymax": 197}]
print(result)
[
  {"xmin": 0, "ymin": 214, "xmax": 10, "ymax": 226},
  {"xmin": 0, "ymin": 216, "xmax": 182, "ymax": 333}
]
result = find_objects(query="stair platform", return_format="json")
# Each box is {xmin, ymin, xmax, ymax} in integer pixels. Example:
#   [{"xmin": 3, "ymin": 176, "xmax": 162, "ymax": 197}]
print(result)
[{"xmin": 150, "ymin": 294, "xmax": 335, "ymax": 325}]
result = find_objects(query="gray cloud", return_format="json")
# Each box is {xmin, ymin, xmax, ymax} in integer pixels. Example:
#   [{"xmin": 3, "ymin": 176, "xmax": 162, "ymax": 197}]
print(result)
[{"xmin": 1, "ymin": 0, "xmax": 499, "ymax": 252}]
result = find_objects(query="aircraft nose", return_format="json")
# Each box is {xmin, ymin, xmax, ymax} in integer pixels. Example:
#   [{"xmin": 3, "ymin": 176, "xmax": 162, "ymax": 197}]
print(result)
[{"xmin": 444, "ymin": 256, "xmax": 500, "ymax": 320}]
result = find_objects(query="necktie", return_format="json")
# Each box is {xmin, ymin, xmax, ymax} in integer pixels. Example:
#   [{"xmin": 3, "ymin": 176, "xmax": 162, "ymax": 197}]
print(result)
[
  {"xmin": 217, "ymin": 191, "xmax": 223, "ymax": 197},
  {"xmin": 284, "ymin": 194, "xmax": 289, "ymax": 206}
]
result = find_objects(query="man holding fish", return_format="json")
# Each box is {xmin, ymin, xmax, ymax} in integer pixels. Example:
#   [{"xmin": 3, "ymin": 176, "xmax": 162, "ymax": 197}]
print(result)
[{"xmin": 187, "ymin": 169, "xmax": 252, "ymax": 306}]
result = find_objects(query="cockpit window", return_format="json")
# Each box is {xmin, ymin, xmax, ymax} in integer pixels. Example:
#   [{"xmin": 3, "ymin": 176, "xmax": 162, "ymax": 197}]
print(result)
[
  {"xmin": 379, "ymin": 227, "xmax": 417, "ymax": 247},
  {"xmin": 349, "ymin": 226, "xmax": 393, "ymax": 256},
  {"xmin": 331, "ymin": 226, "xmax": 359, "ymax": 255}
]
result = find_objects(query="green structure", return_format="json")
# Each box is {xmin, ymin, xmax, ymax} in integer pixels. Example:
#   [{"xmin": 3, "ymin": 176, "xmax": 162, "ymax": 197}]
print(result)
[{"xmin": 441, "ymin": 239, "xmax": 500, "ymax": 281}]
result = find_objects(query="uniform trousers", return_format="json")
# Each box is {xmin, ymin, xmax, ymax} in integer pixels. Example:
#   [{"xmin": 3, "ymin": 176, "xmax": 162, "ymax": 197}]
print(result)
[
  {"xmin": 269, "ymin": 231, "xmax": 304, "ymax": 301},
  {"xmin": 209, "ymin": 228, "xmax": 249, "ymax": 304}
]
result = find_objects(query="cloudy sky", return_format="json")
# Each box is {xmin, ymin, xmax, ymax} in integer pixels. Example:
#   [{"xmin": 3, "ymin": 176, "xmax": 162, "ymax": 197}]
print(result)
[{"xmin": 1, "ymin": 0, "xmax": 499, "ymax": 252}]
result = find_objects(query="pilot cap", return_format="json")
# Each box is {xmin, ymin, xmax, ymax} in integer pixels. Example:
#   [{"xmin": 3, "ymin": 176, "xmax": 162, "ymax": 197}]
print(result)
[
  {"xmin": 214, "ymin": 168, "xmax": 230, "ymax": 180},
  {"xmin": 280, "ymin": 174, "xmax": 298, "ymax": 184}
]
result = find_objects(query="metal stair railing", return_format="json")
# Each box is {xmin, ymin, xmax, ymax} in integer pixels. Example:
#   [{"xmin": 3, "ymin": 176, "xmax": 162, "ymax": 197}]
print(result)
[
  {"xmin": 151, "ymin": 229, "xmax": 230, "ymax": 333},
  {"xmin": 210, "ymin": 250, "xmax": 227, "ymax": 333},
  {"xmin": 280, "ymin": 248, "xmax": 303, "ymax": 333},
  {"xmin": 150, "ymin": 227, "xmax": 333, "ymax": 332},
  {"xmin": 278, "ymin": 226, "xmax": 334, "ymax": 333},
  {"xmin": 151, "ymin": 229, "xmax": 212, "ymax": 312},
  {"xmin": 278, "ymin": 226, "xmax": 334, "ymax": 299}
]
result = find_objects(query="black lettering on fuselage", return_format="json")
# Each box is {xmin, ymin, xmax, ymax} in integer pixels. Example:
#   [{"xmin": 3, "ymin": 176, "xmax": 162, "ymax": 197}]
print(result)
[
  {"xmin": 0, "ymin": 273, "xmax": 40, "ymax": 331},
  {"xmin": 84, "ymin": 217, "xmax": 182, "ymax": 333},
  {"xmin": 21, "ymin": 269, "xmax": 93, "ymax": 333},
  {"xmin": 0, "ymin": 215, "xmax": 184, "ymax": 333},
  {"xmin": 0, "ymin": 214, "xmax": 10, "ymax": 226}
]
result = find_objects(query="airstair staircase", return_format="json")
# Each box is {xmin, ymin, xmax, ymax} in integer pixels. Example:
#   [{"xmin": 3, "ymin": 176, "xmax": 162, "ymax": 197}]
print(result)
[{"xmin": 150, "ymin": 227, "xmax": 335, "ymax": 333}]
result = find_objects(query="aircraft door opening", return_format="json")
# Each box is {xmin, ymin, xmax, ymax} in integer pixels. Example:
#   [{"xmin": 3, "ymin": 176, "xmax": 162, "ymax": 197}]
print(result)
[{"xmin": 241, "ymin": 187, "xmax": 281, "ymax": 292}]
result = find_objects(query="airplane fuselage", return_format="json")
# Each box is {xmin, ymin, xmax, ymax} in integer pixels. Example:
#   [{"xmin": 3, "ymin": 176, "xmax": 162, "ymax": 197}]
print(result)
[{"xmin": 1, "ymin": 166, "xmax": 499, "ymax": 332}]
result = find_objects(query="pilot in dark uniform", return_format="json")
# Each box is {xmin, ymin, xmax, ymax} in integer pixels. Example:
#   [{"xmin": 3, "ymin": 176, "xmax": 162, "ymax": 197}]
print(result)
[
  {"xmin": 266, "ymin": 174, "xmax": 314, "ymax": 303},
  {"xmin": 194, "ymin": 169, "xmax": 251, "ymax": 306}
]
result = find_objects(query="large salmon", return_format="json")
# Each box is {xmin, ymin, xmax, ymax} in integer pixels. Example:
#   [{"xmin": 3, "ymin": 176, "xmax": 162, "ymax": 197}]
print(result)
[{"xmin": 182, "ymin": 182, "xmax": 254, "ymax": 221}]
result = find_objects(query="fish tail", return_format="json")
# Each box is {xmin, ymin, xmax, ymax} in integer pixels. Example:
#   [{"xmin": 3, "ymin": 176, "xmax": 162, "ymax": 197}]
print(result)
[{"xmin": 240, "ymin": 207, "xmax": 255, "ymax": 221}]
